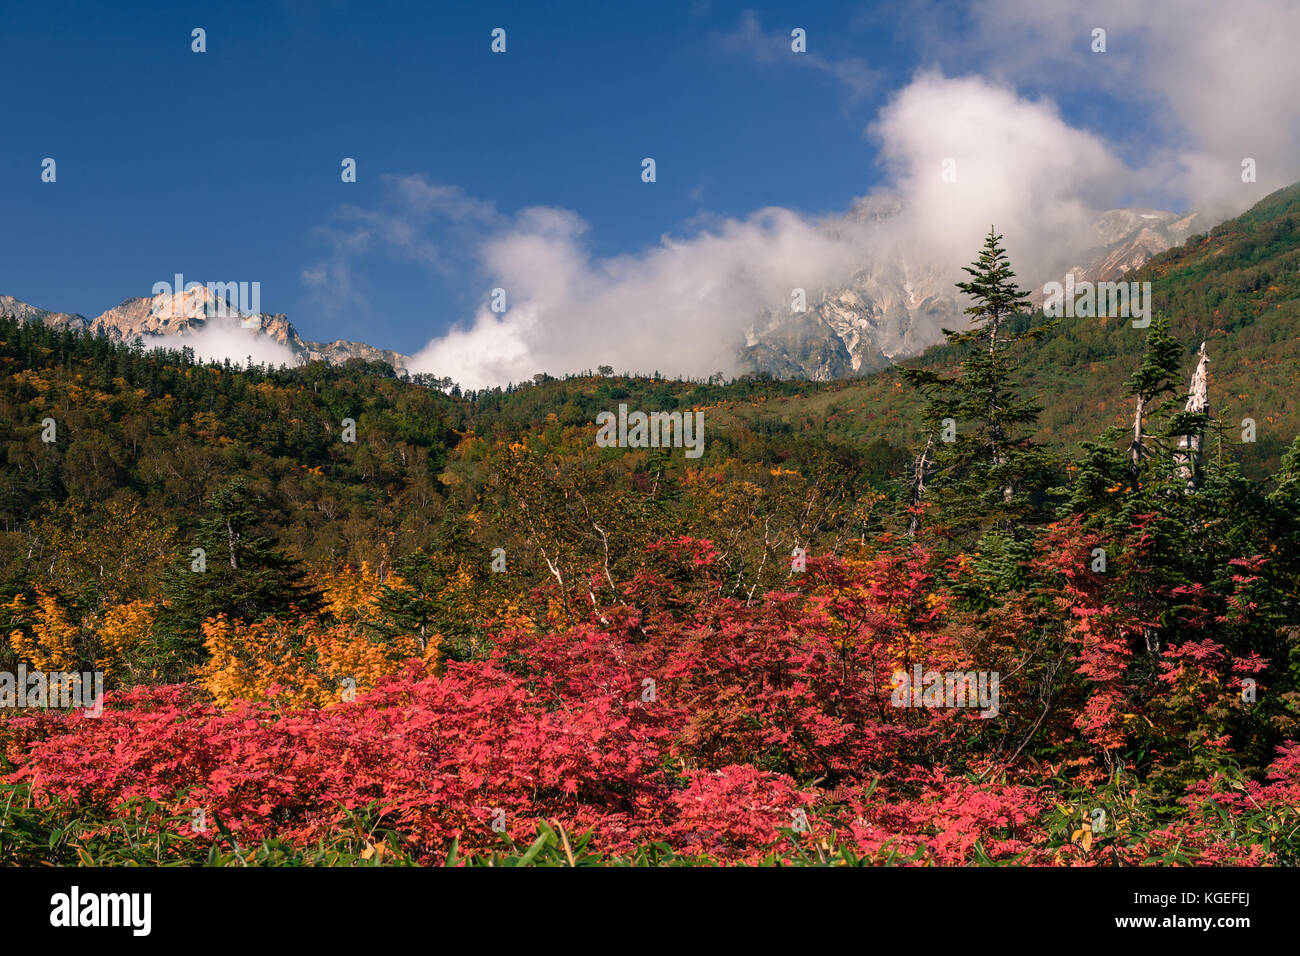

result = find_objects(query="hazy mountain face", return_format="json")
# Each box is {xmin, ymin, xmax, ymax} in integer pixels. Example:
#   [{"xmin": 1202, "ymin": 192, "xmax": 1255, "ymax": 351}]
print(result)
[
  {"xmin": 738, "ymin": 203, "xmax": 1201, "ymax": 381},
  {"xmin": 1055, "ymin": 209, "xmax": 1202, "ymax": 288}
]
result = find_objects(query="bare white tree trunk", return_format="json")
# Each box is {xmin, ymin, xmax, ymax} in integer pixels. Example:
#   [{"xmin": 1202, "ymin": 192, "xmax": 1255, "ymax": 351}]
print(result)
[
  {"xmin": 1130, "ymin": 394, "xmax": 1146, "ymax": 473},
  {"xmin": 905, "ymin": 433, "xmax": 933, "ymax": 539},
  {"xmin": 1174, "ymin": 342, "xmax": 1210, "ymax": 492}
]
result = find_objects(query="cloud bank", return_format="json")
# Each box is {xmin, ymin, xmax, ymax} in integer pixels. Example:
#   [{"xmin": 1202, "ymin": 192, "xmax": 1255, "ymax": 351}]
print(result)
[
  {"xmin": 408, "ymin": 72, "xmax": 1129, "ymax": 388},
  {"xmin": 140, "ymin": 323, "xmax": 300, "ymax": 369},
  {"xmin": 948, "ymin": 0, "xmax": 1300, "ymax": 220}
]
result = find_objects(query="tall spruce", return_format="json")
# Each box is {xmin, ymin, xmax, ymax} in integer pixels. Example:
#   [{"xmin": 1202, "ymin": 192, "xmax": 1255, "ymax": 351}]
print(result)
[
  {"xmin": 372, "ymin": 517, "xmax": 494, "ymax": 660},
  {"xmin": 154, "ymin": 477, "xmax": 319, "ymax": 673},
  {"xmin": 1125, "ymin": 316, "xmax": 1185, "ymax": 478},
  {"xmin": 902, "ymin": 228, "xmax": 1055, "ymax": 540}
]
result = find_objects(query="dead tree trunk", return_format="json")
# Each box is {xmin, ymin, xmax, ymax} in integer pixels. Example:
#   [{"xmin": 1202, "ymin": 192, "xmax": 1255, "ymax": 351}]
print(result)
[
  {"xmin": 905, "ymin": 433, "xmax": 934, "ymax": 539},
  {"xmin": 1174, "ymin": 341, "xmax": 1210, "ymax": 492},
  {"xmin": 1129, "ymin": 393, "xmax": 1146, "ymax": 476}
]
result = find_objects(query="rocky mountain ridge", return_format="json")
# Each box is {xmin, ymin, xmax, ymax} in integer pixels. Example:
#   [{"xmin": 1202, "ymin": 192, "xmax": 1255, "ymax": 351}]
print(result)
[{"xmin": 2, "ymin": 288, "xmax": 410, "ymax": 373}]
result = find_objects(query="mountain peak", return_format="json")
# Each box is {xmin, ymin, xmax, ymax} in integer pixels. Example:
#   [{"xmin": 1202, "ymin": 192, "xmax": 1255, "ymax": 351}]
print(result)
[{"xmin": 2, "ymin": 291, "xmax": 410, "ymax": 375}]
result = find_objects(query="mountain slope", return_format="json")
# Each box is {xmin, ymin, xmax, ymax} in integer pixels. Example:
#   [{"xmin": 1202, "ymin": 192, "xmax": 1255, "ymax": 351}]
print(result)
[{"xmin": 0, "ymin": 295, "xmax": 89, "ymax": 334}]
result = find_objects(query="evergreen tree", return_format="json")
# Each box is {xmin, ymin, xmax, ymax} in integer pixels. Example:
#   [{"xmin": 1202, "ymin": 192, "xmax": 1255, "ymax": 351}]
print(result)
[
  {"xmin": 373, "ymin": 549, "xmax": 444, "ymax": 651},
  {"xmin": 902, "ymin": 228, "xmax": 1056, "ymax": 540},
  {"xmin": 373, "ymin": 517, "xmax": 493, "ymax": 660},
  {"xmin": 1124, "ymin": 316, "xmax": 1185, "ymax": 477},
  {"xmin": 1272, "ymin": 434, "xmax": 1300, "ymax": 500},
  {"xmin": 154, "ymin": 478, "xmax": 319, "ymax": 674}
]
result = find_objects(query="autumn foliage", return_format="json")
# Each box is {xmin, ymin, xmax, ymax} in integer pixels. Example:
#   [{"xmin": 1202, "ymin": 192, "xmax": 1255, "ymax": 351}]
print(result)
[{"xmin": 3, "ymin": 530, "xmax": 1294, "ymax": 865}]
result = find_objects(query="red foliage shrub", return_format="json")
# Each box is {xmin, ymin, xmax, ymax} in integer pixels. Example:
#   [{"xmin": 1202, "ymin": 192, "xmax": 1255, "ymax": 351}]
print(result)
[{"xmin": 2, "ymin": 536, "xmax": 1292, "ymax": 864}]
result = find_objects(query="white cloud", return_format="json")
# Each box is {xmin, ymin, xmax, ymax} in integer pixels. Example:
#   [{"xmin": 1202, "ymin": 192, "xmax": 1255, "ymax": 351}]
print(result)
[
  {"xmin": 941, "ymin": 0, "xmax": 1300, "ymax": 218},
  {"xmin": 138, "ymin": 322, "xmax": 300, "ymax": 368},
  {"xmin": 410, "ymin": 203, "xmax": 868, "ymax": 387},
  {"xmin": 409, "ymin": 73, "xmax": 1129, "ymax": 388},
  {"xmin": 864, "ymin": 72, "xmax": 1126, "ymax": 281}
]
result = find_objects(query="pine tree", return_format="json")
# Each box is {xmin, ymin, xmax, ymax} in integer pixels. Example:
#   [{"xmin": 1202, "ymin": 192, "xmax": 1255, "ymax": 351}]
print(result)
[
  {"xmin": 1272, "ymin": 434, "xmax": 1300, "ymax": 500},
  {"xmin": 1125, "ymin": 316, "xmax": 1185, "ymax": 478},
  {"xmin": 373, "ymin": 518, "xmax": 492, "ymax": 660},
  {"xmin": 154, "ymin": 478, "xmax": 319, "ymax": 675},
  {"xmin": 373, "ymin": 549, "xmax": 444, "ymax": 652},
  {"xmin": 902, "ymin": 228, "xmax": 1056, "ymax": 540}
]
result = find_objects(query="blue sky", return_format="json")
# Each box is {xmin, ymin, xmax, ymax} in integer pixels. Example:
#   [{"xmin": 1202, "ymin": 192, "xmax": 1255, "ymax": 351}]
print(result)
[
  {"xmin": 3, "ymin": 1, "xmax": 1297, "ymax": 380},
  {"xmin": 2, "ymin": 0, "xmax": 914, "ymax": 350}
]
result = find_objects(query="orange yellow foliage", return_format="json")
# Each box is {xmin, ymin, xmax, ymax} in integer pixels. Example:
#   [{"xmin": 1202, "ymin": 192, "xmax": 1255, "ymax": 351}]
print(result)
[
  {"xmin": 316, "ymin": 562, "xmax": 386, "ymax": 625},
  {"xmin": 95, "ymin": 600, "xmax": 156, "ymax": 679},
  {"xmin": 199, "ymin": 565, "xmax": 432, "ymax": 707},
  {"xmin": 4, "ymin": 587, "xmax": 79, "ymax": 672}
]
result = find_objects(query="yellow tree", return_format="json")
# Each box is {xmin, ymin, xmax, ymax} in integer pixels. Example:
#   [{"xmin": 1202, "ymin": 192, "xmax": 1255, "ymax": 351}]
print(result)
[
  {"xmin": 198, "ymin": 610, "xmax": 429, "ymax": 709},
  {"xmin": 316, "ymin": 562, "xmax": 386, "ymax": 626},
  {"xmin": 198, "ymin": 615, "xmax": 320, "ymax": 708},
  {"xmin": 4, "ymin": 587, "xmax": 79, "ymax": 672},
  {"xmin": 94, "ymin": 600, "xmax": 157, "ymax": 681}
]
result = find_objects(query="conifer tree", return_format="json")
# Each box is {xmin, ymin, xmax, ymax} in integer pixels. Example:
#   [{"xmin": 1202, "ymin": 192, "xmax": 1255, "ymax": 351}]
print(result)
[
  {"xmin": 373, "ymin": 549, "xmax": 445, "ymax": 652},
  {"xmin": 1125, "ymin": 316, "xmax": 1185, "ymax": 477},
  {"xmin": 902, "ymin": 228, "xmax": 1055, "ymax": 540},
  {"xmin": 154, "ymin": 478, "xmax": 318, "ymax": 674},
  {"xmin": 373, "ymin": 517, "xmax": 492, "ymax": 660},
  {"xmin": 1272, "ymin": 434, "xmax": 1300, "ymax": 500}
]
